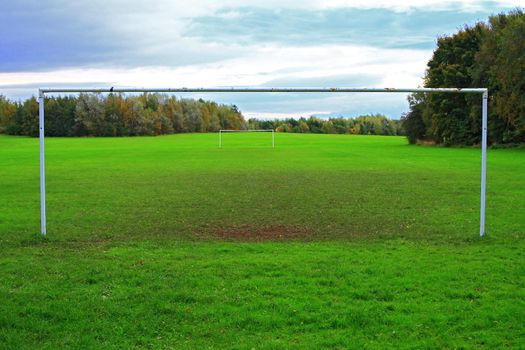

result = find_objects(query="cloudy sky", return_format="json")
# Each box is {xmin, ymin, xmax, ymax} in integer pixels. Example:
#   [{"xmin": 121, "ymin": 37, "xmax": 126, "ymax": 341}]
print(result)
[{"xmin": 0, "ymin": 0, "xmax": 522, "ymax": 119}]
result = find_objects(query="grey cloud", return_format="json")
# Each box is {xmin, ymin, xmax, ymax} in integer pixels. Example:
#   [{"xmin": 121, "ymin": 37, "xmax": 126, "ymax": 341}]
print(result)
[
  {"xmin": 261, "ymin": 74, "xmax": 383, "ymax": 87},
  {"xmin": 0, "ymin": 0, "xmax": 240, "ymax": 72},
  {"xmin": 1, "ymin": 0, "xmax": 515, "ymax": 72},
  {"xmin": 185, "ymin": 5, "xmax": 509, "ymax": 49}
]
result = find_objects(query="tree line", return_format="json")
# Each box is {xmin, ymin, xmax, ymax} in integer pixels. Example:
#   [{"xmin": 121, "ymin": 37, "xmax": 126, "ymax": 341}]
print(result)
[
  {"xmin": 0, "ymin": 93, "xmax": 246, "ymax": 137},
  {"xmin": 0, "ymin": 93, "xmax": 404, "ymax": 137},
  {"xmin": 249, "ymin": 115, "xmax": 403, "ymax": 136},
  {"xmin": 402, "ymin": 9, "xmax": 525, "ymax": 146}
]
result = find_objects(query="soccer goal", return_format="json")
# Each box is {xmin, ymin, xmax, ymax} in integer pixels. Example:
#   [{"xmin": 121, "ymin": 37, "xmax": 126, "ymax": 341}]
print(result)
[
  {"xmin": 37, "ymin": 87, "xmax": 488, "ymax": 237},
  {"xmin": 219, "ymin": 129, "xmax": 275, "ymax": 148}
]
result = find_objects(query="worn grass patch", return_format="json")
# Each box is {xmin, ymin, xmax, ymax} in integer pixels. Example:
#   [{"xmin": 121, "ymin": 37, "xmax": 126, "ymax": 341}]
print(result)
[{"xmin": 215, "ymin": 224, "xmax": 312, "ymax": 241}]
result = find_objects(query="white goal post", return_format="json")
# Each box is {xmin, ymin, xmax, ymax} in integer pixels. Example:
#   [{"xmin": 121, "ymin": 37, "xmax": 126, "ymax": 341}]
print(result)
[
  {"xmin": 219, "ymin": 129, "xmax": 275, "ymax": 148},
  {"xmin": 37, "ymin": 87, "xmax": 488, "ymax": 237}
]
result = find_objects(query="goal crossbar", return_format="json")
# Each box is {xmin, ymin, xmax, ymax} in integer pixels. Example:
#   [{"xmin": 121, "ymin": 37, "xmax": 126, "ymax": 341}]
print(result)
[
  {"xmin": 37, "ymin": 87, "xmax": 489, "ymax": 237},
  {"xmin": 39, "ymin": 87, "xmax": 487, "ymax": 94}
]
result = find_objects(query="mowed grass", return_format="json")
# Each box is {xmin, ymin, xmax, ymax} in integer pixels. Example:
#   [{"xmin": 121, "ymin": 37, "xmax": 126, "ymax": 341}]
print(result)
[{"xmin": 0, "ymin": 133, "xmax": 524, "ymax": 349}]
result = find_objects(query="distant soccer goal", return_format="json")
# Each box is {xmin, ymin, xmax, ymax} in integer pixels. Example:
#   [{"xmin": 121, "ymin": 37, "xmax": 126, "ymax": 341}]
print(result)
[{"xmin": 219, "ymin": 129, "xmax": 275, "ymax": 148}]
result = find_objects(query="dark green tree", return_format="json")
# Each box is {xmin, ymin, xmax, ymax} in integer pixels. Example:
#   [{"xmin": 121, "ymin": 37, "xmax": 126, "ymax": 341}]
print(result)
[
  {"xmin": 402, "ymin": 94, "xmax": 427, "ymax": 144},
  {"xmin": 423, "ymin": 23, "xmax": 487, "ymax": 145},
  {"xmin": 474, "ymin": 9, "xmax": 525, "ymax": 144}
]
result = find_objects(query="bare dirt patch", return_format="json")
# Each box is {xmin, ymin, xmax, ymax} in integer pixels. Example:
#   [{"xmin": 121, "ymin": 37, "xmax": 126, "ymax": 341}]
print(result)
[{"xmin": 214, "ymin": 224, "xmax": 312, "ymax": 242}]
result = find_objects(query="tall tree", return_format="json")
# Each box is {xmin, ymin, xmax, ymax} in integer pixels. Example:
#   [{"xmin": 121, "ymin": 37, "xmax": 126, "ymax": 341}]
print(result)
[
  {"xmin": 474, "ymin": 9, "xmax": 525, "ymax": 143},
  {"xmin": 401, "ymin": 94, "xmax": 427, "ymax": 144},
  {"xmin": 423, "ymin": 23, "xmax": 487, "ymax": 145},
  {"xmin": 405, "ymin": 9, "xmax": 525, "ymax": 146},
  {"xmin": 0, "ymin": 95, "xmax": 17, "ymax": 134}
]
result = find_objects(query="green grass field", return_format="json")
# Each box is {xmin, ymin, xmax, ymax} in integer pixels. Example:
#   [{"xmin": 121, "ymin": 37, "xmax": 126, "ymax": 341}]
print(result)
[{"xmin": 1, "ymin": 133, "xmax": 524, "ymax": 349}]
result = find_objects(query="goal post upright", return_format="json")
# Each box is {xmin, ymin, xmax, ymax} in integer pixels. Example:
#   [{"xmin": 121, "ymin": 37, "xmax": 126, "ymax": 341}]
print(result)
[
  {"xmin": 38, "ymin": 89, "xmax": 46, "ymax": 236},
  {"xmin": 480, "ymin": 90, "xmax": 488, "ymax": 237},
  {"xmin": 37, "ymin": 87, "xmax": 488, "ymax": 237}
]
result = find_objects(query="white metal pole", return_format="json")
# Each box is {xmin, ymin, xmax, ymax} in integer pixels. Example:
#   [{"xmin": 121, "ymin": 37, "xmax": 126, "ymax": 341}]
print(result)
[
  {"xmin": 219, "ymin": 130, "xmax": 222, "ymax": 148},
  {"xmin": 38, "ymin": 91, "xmax": 47, "ymax": 236},
  {"xmin": 480, "ymin": 91, "xmax": 488, "ymax": 237},
  {"xmin": 272, "ymin": 130, "xmax": 275, "ymax": 148}
]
